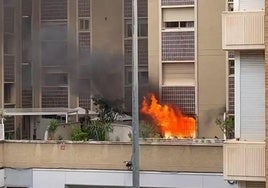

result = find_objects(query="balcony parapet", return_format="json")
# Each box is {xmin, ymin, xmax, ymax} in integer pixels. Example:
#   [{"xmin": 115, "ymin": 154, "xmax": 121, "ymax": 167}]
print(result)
[
  {"xmin": 222, "ymin": 11, "xmax": 264, "ymax": 50},
  {"xmin": 223, "ymin": 140, "xmax": 265, "ymax": 181},
  {"xmin": 0, "ymin": 139, "xmax": 223, "ymax": 173}
]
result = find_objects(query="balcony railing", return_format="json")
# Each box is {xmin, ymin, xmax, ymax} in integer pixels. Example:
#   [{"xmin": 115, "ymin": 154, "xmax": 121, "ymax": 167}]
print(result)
[
  {"xmin": 222, "ymin": 11, "xmax": 264, "ymax": 50},
  {"xmin": 223, "ymin": 140, "xmax": 265, "ymax": 181},
  {"xmin": 0, "ymin": 140, "xmax": 223, "ymax": 173}
]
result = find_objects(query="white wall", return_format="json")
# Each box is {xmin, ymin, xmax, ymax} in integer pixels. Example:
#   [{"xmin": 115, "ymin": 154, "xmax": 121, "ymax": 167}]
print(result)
[
  {"xmin": 5, "ymin": 168, "xmax": 32, "ymax": 188},
  {"xmin": 234, "ymin": 0, "xmax": 264, "ymax": 11},
  {"xmin": 109, "ymin": 123, "xmax": 132, "ymax": 142},
  {"xmin": 31, "ymin": 169, "xmax": 238, "ymax": 188},
  {"xmin": 0, "ymin": 169, "xmax": 4, "ymax": 187}
]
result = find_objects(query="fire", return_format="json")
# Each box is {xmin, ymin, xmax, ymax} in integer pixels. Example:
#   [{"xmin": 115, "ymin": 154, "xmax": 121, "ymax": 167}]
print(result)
[{"xmin": 140, "ymin": 94, "xmax": 196, "ymax": 138}]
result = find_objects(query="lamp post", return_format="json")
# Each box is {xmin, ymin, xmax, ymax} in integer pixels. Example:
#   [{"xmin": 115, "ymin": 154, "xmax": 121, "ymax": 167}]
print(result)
[{"xmin": 132, "ymin": 0, "xmax": 140, "ymax": 188}]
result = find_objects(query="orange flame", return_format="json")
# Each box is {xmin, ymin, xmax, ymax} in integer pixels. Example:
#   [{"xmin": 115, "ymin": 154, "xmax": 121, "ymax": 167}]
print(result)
[{"xmin": 140, "ymin": 94, "xmax": 196, "ymax": 138}]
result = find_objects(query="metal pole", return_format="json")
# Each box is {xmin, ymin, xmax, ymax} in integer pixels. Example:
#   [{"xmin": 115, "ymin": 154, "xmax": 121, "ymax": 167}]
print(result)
[{"xmin": 132, "ymin": 0, "xmax": 139, "ymax": 187}]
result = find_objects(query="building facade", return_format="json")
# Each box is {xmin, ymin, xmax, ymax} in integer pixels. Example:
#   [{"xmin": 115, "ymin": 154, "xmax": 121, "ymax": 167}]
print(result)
[
  {"xmin": 0, "ymin": 0, "xmax": 228, "ymax": 139},
  {"xmin": 222, "ymin": 0, "xmax": 266, "ymax": 187},
  {"xmin": 0, "ymin": 0, "xmax": 258, "ymax": 187},
  {"xmin": 0, "ymin": 0, "xmax": 124, "ymax": 139},
  {"xmin": 147, "ymin": 0, "xmax": 226, "ymax": 138}
]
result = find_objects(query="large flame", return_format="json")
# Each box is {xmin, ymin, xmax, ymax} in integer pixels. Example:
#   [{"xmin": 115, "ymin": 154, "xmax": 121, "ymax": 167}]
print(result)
[{"xmin": 140, "ymin": 94, "xmax": 196, "ymax": 138}]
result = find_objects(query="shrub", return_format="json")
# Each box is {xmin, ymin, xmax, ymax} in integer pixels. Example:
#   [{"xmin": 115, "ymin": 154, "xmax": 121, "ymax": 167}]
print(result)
[
  {"xmin": 86, "ymin": 120, "xmax": 113, "ymax": 141},
  {"xmin": 71, "ymin": 127, "xmax": 88, "ymax": 141},
  {"xmin": 48, "ymin": 119, "xmax": 59, "ymax": 133},
  {"xmin": 139, "ymin": 121, "xmax": 161, "ymax": 139},
  {"xmin": 47, "ymin": 119, "xmax": 59, "ymax": 139}
]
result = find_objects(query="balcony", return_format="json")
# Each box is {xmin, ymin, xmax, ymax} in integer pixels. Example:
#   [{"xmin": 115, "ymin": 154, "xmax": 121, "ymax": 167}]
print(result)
[
  {"xmin": 223, "ymin": 140, "xmax": 265, "ymax": 181},
  {"xmin": 0, "ymin": 140, "xmax": 223, "ymax": 173},
  {"xmin": 222, "ymin": 11, "xmax": 264, "ymax": 50}
]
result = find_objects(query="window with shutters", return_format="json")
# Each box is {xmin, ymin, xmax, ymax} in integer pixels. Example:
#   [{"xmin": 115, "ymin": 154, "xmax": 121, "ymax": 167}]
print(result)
[
  {"xmin": 162, "ymin": 62, "xmax": 194, "ymax": 86},
  {"xmin": 162, "ymin": 8, "xmax": 194, "ymax": 31}
]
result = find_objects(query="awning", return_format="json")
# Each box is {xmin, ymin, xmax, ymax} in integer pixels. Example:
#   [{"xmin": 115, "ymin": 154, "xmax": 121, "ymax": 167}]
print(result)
[
  {"xmin": 70, "ymin": 107, "xmax": 98, "ymax": 115},
  {"xmin": 3, "ymin": 108, "xmax": 79, "ymax": 123}
]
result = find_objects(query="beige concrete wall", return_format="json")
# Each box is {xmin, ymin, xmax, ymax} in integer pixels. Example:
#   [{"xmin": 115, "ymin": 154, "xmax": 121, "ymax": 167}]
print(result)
[
  {"xmin": 92, "ymin": 0, "xmax": 123, "ymax": 54},
  {"xmin": 0, "ymin": 142, "xmax": 3, "ymax": 168},
  {"xmin": 265, "ymin": 0, "xmax": 268, "ymax": 187},
  {"xmin": 32, "ymin": 0, "xmax": 41, "ymax": 108},
  {"xmin": 91, "ymin": 0, "xmax": 123, "ymax": 100},
  {"xmin": 2, "ymin": 141, "xmax": 223, "ymax": 173},
  {"xmin": 15, "ymin": 0, "xmax": 22, "ymax": 108},
  {"xmin": 197, "ymin": 0, "xmax": 226, "ymax": 138},
  {"xmin": 148, "ymin": 0, "xmax": 161, "ymax": 95},
  {"xmin": 68, "ymin": 0, "xmax": 79, "ymax": 108},
  {"xmin": 0, "ymin": 0, "xmax": 3, "ymax": 108}
]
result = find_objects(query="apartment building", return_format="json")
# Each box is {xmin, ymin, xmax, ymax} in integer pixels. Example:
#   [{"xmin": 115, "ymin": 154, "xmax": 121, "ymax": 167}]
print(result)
[
  {"xmin": 0, "ymin": 0, "xmax": 124, "ymax": 139},
  {"xmin": 0, "ymin": 0, "xmax": 247, "ymax": 187},
  {"xmin": 0, "ymin": 0, "xmax": 228, "ymax": 140},
  {"xmin": 222, "ymin": 0, "xmax": 266, "ymax": 187},
  {"xmin": 147, "ymin": 0, "xmax": 226, "ymax": 138}
]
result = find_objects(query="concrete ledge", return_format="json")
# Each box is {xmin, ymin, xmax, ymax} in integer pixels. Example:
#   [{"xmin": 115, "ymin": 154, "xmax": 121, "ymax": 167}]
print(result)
[{"xmin": 0, "ymin": 140, "xmax": 223, "ymax": 173}]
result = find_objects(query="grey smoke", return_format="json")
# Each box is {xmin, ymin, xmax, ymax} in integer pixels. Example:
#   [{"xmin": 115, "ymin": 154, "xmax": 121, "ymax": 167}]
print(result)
[
  {"xmin": 34, "ymin": 21, "xmax": 124, "ymax": 102},
  {"xmin": 75, "ymin": 50, "xmax": 124, "ymax": 101}
]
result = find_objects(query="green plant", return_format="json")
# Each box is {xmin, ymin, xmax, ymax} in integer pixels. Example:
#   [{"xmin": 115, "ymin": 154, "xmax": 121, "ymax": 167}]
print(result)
[
  {"xmin": 71, "ymin": 127, "xmax": 88, "ymax": 141},
  {"xmin": 47, "ymin": 119, "xmax": 59, "ymax": 139},
  {"xmin": 48, "ymin": 119, "xmax": 59, "ymax": 133},
  {"xmin": 86, "ymin": 120, "xmax": 113, "ymax": 141},
  {"xmin": 215, "ymin": 116, "xmax": 234, "ymax": 139},
  {"xmin": 139, "ymin": 121, "xmax": 161, "ymax": 139},
  {"xmin": 92, "ymin": 97, "xmax": 123, "ymax": 123}
]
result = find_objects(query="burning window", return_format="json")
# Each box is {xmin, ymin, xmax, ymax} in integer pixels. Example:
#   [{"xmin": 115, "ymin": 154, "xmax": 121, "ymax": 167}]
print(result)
[{"xmin": 141, "ymin": 94, "xmax": 196, "ymax": 138}]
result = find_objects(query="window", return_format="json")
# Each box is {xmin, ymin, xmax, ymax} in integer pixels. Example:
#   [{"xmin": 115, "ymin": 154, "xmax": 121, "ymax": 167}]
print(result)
[
  {"xmin": 164, "ymin": 21, "xmax": 194, "ymax": 29},
  {"xmin": 4, "ymin": 83, "xmax": 14, "ymax": 103},
  {"xmin": 138, "ymin": 19, "xmax": 148, "ymax": 37},
  {"xmin": 125, "ymin": 69, "xmax": 132, "ymax": 85},
  {"xmin": 165, "ymin": 21, "xmax": 179, "ymax": 28},
  {"xmin": 229, "ymin": 59, "xmax": 234, "ymax": 75},
  {"xmin": 125, "ymin": 68, "xmax": 148, "ymax": 85},
  {"xmin": 228, "ymin": 0, "xmax": 233, "ymax": 11},
  {"xmin": 79, "ymin": 18, "xmax": 90, "ymax": 31},
  {"xmin": 162, "ymin": 62, "xmax": 194, "ymax": 86},
  {"xmin": 139, "ymin": 71, "xmax": 148, "ymax": 83},
  {"xmin": 44, "ymin": 73, "xmax": 68, "ymax": 86},
  {"xmin": 181, "ymin": 21, "xmax": 194, "ymax": 28},
  {"xmin": 41, "ymin": 22, "xmax": 67, "ymax": 41},
  {"xmin": 125, "ymin": 19, "xmax": 132, "ymax": 38},
  {"xmin": 22, "ymin": 63, "xmax": 32, "ymax": 89},
  {"xmin": 125, "ymin": 19, "xmax": 148, "ymax": 38}
]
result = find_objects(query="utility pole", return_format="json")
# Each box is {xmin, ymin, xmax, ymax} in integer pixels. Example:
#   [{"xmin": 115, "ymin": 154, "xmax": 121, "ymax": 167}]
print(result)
[{"xmin": 132, "ymin": 0, "xmax": 140, "ymax": 187}]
